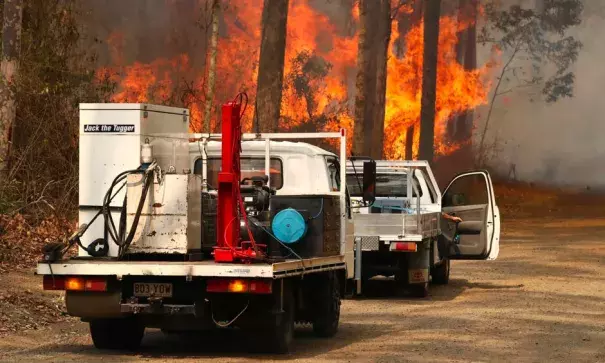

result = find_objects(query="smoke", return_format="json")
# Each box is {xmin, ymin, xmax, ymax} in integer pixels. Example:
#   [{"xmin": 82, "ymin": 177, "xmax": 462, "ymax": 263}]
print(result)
[
  {"xmin": 79, "ymin": 0, "xmax": 209, "ymax": 69},
  {"xmin": 475, "ymin": 0, "xmax": 605, "ymax": 189},
  {"xmin": 80, "ymin": 0, "xmax": 354, "ymax": 68}
]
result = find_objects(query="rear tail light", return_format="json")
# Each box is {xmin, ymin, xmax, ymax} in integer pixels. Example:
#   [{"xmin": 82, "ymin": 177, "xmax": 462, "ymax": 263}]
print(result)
[
  {"xmin": 84, "ymin": 277, "xmax": 108, "ymax": 292},
  {"xmin": 390, "ymin": 242, "xmax": 417, "ymax": 252},
  {"xmin": 65, "ymin": 277, "xmax": 85, "ymax": 291},
  {"xmin": 207, "ymin": 279, "xmax": 272, "ymax": 294},
  {"xmin": 43, "ymin": 275, "xmax": 107, "ymax": 292}
]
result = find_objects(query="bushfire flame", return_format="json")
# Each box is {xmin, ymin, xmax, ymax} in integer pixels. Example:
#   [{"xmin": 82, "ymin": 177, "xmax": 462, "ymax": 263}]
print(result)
[{"xmin": 96, "ymin": 0, "xmax": 492, "ymax": 159}]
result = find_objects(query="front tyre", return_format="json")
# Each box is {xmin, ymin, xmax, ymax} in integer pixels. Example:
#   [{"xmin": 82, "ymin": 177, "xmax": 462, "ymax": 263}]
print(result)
[{"xmin": 90, "ymin": 317, "xmax": 144, "ymax": 350}]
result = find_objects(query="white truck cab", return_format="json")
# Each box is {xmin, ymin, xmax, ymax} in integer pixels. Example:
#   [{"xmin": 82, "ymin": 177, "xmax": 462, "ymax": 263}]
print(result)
[
  {"xmin": 190, "ymin": 140, "xmax": 355, "ymax": 279},
  {"xmin": 347, "ymin": 160, "xmax": 500, "ymax": 296},
  {"xmin": 190, "ymin": 140, "xmax": 340, "ymax": 195}
]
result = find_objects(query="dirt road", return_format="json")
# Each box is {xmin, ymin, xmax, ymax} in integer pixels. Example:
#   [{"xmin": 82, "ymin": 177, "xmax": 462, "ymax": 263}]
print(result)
[{"xmin": 1, "ymin": 216, "xmax": 604, "ymax": 362}]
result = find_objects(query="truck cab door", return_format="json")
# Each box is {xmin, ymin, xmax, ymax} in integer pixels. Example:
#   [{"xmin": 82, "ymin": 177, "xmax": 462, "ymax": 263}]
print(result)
[{"xmin": 441, "ymin": 171, "xmax": 500, "ymax": 260}]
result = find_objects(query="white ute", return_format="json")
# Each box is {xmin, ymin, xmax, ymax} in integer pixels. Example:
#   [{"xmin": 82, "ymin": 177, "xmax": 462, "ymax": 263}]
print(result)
[{"xmin": 347, "ymin": 160, "xmax": 501, "ymax": 296}]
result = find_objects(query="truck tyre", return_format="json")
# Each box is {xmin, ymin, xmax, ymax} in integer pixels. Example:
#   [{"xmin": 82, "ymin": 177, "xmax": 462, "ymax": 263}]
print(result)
[
  {"xmin": 312, "ymin": 272, "xmax": 341, "ymax": 338},
  {"xmin": 410, "ymin": 282, "xmax": 429, "ymax": 298},
  {"xmin": 431, "ymin": 258, "xmax": 450, "ymax": 285},
  {"xmin": 263, "ymin": 287, "xmax": 295, "ymax": 354},
  {"xmin": 90, "ymin": 318, "xmax": 144, "ymax": 350}
]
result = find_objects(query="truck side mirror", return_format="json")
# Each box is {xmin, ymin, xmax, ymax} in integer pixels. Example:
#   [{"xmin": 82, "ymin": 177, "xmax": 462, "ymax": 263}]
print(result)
[{"xmin": 362, "ymin": 161, "xmax": 376, "ymax": 204}]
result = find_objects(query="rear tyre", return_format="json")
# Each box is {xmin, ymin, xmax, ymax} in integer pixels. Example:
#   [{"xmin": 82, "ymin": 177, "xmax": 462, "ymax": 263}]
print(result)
[
  {"xmin": 431, "ymin": 258, "xmax": 450, "ymax": 285},
  {"xmin": 90, "ymin": 318, "xmax": 144, "ymax": 350},
  {"xmin": 312, "ymin": 272, "xmax": 341, "ymax": 338},
  {"xmin": 410, "ymin": 282, "xmax": 429, "ymax": 298},
  {"xmin": 264, "ymin": 287, "xmax": 295, "ymax": 354}
]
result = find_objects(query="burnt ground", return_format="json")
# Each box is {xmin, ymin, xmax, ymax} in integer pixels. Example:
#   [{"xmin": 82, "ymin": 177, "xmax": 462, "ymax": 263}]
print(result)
[{"xmin": 0, "ymin": 183, "xmax": 604, "ymax": 362}]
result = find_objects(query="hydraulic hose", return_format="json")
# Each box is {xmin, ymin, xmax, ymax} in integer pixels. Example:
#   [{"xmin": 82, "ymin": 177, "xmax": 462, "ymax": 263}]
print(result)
[
  {"xmin": 44, "ymin": 163, "xmax": 156, "ymax": 262},
  {"xmin": 103, "ymin": 168, "xmax": 142, "ymax": 245},
  {"xmin": 118, "ymin": 171, "xmax": 154, "ymax": 257}
]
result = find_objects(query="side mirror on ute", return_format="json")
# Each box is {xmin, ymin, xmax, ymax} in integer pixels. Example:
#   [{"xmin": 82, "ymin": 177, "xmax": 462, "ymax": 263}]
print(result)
[{"xmin": 362, "ymin": 160, "xmax": 376, "ymax": 205}]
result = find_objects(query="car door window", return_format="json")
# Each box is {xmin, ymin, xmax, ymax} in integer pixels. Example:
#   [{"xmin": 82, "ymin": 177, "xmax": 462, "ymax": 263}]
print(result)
[{"xmin": 443, "ymin": 174, "xmax": 488, "ymax": 207}]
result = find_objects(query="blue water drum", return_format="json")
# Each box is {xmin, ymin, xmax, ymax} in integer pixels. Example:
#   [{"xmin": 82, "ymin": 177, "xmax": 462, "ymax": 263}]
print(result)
[{"xmin": 271, "ymin": 208, "xmax": 307, "ymax": 244}]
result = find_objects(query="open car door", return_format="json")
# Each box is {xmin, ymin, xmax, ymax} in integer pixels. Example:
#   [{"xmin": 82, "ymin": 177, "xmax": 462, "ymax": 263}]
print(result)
[{"xmin": 441, "ymin": 171, "xmax": 500, "ymax": 260}]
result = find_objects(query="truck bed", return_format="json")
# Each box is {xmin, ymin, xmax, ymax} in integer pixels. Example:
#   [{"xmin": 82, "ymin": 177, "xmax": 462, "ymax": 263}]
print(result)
[
  {"xmin": 353, "ymin": 211, "xmax": 440, "ymax": 241},
  {"xmin": 36, "ymin": 255, "xmax": 345, "ymax": 279}
]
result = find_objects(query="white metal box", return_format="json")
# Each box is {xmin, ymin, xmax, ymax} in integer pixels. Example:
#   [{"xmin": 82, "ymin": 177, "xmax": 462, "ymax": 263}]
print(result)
[
  {"xmin": 78, "ymin": 103, "xmax": 190, "ymax": 257},
  {"xmin": 125, "ymin": 173, "xmax": 202, "ymax": 255}
]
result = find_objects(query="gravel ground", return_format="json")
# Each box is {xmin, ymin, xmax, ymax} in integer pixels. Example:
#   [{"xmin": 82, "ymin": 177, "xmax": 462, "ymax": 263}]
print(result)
[{"xmin": 0, "ymin": 216, "xmax": 604, "ymax": 362}]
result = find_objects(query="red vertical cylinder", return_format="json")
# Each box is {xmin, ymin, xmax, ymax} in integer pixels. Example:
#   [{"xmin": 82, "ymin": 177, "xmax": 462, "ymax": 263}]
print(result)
[{"xmin": 215, "ymin": 102, "xmax": 241, "ymax": 261}]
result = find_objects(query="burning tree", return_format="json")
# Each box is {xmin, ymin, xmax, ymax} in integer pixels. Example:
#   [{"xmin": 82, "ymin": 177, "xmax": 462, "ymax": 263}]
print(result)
[
  {"xmin": 353, "ymin": 0, "xmax": 392, "ymax": 159},
  {"xmin": 255, "ymin": 0, "xmax": 289, "ymax": 133},
  {"xmin": 283, "ymin": 50, "xmax": 333, "ymax": 124},
  {"xmin": 418, "ymin": 0, "xmax": 441, "ymax": 164},
  {"xmin": 92, "ymin": 0, "xmax": 495, "ymax": 160}
]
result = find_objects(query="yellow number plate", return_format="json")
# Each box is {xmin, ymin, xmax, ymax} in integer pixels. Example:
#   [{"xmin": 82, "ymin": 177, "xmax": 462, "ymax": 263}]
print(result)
[{"xmin": 133, "ymin": 283, "xmax": 173, "ymax": 297}]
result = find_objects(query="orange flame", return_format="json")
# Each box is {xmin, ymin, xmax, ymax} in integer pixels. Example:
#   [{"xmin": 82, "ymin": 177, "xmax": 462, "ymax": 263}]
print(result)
[
  {"xmin": 384, "ymin": 17, "xmax": 491, "ymax": 159},
  {"xmin": 96, "ymin": 0, "xmax": 493, "ymax": 159}
]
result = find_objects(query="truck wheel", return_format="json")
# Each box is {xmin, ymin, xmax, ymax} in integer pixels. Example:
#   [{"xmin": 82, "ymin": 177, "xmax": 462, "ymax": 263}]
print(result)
[
  {"xmin": 90, "ymin": 318, "xmax": 144, "ymax": 350},
  {"xmin": 431, "ymin": 258, "xmax": 450, "ymax": 285},
  {"xmin": 410, "ymin": 282, "xmax": 429, "ymax": 298},
  {"xmin": 264, "ymin": 288, "xmax": 295, "ymax": 353},
  {"xmin": 312, "ymin": 272, "xmax": 341, "ymax": 338}
]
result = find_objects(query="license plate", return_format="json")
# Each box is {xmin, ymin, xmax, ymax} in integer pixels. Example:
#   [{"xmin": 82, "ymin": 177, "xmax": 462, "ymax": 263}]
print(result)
[{"xmin": 133, "ymin": 283, "xmax": 173, "ymax": 297}]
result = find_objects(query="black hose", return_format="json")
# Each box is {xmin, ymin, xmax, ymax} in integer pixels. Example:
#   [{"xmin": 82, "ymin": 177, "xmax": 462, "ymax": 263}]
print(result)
[
  {"xmin": 67, "ymin": 180, "xmax": 127, "ymax": 256},
  {"xmin": 118, "ymin": 171, "xmax": 154, "ymax": 257},
  {"xmin": 103, "ymin": 169, "xmax": 140, "ymax": 245},
  {"xmin": 48, "ymin": 165, "xmax": 152, "ymax": 261}
]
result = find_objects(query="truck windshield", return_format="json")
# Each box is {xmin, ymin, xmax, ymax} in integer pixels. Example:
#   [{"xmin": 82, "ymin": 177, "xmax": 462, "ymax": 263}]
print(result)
[
  {"xmin": 346, "ymin": 173, "xmax": 421, "ymax": 197},
  {"xmin": 194, "ymin": 157, "xmax": 284, "ymax": 190}
]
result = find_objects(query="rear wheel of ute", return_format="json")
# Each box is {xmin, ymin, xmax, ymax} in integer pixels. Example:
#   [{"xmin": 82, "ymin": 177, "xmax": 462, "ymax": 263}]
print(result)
[
  {"xmin": 409, "ymin": 282, "xmax": 429, "ymax": 298},
  {"xmin": 312, "ymin": 272, "xmax": 341, "ymax": 338},
  {"xmin": 90, "ymin": 317, "xmax": 145, "ymax": 350},
  {"xmin": 431, "ymin": 258, "xmax": 450, "ymax": 285}
]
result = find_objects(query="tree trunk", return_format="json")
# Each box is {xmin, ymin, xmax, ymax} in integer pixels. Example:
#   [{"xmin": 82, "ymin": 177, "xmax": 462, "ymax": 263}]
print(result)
[
  {"xmin": 370, "ymin": 0, "xmax": 391, "ymax": 160},
  {"xmin": 453, "ymin": 0, "xmax": 477, "ymax": 142},
  {"xmin": 353, "ymin": 0, "xmax": 390, "ymax": 158},
  {"xmin": 254, "ymin": 0, "xmax": 289, "ymax": 133},
  {"xmin": 418, "ymin": 0, "xmax": 441, "ymax": 163},
  {"xmin": 394, "ymin": 0, "xmax": 422, "ymax": 59},
  {"xmin": 447, "ymin": 0, "xmax": 467, "ymax": 141},
  {"xmin": 353, "ymin": 0, "xmax": 372, "ymax": 156},
  {"xmin": 405, "ymin": 125, "xmax": 414, "ymax": 160},
  {"xmin": 0, "ymin": 0, "xmax": 23, "ymax": 177},
  {"xmin": 202, "ymin": 0, "xmax": 220, "ymax": 133}
]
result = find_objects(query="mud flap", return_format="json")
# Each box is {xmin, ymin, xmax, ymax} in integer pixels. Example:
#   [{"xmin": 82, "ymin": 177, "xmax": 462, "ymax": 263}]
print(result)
[
  {"xmin": 407, "ymin": 240, "xmax": 430, "ymax": 284},
  {"xmin": 66, "ymin": 291, "xmax": 123, "ymax": 318}
]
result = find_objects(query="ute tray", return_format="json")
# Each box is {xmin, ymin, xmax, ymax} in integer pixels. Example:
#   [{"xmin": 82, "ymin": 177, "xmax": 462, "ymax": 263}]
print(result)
[{"xmin": 36, "ymin": 255, "xmax": 345, "ymax": 279}]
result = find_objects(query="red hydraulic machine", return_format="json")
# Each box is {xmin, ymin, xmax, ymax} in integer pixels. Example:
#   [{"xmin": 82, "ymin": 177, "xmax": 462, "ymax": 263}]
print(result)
[{"xmin": 214, "ymin": 94, "xmax": 265, "ymax": 263}]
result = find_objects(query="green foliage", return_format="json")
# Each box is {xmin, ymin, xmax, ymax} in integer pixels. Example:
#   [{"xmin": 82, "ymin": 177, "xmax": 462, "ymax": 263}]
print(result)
[
  {"xmin": 480, "ymin": 0, "xmax": 583, "ymax": 102},
  {"xmin": 285, "ymin": 50, "xmax": 333, "ymax": 119}
]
